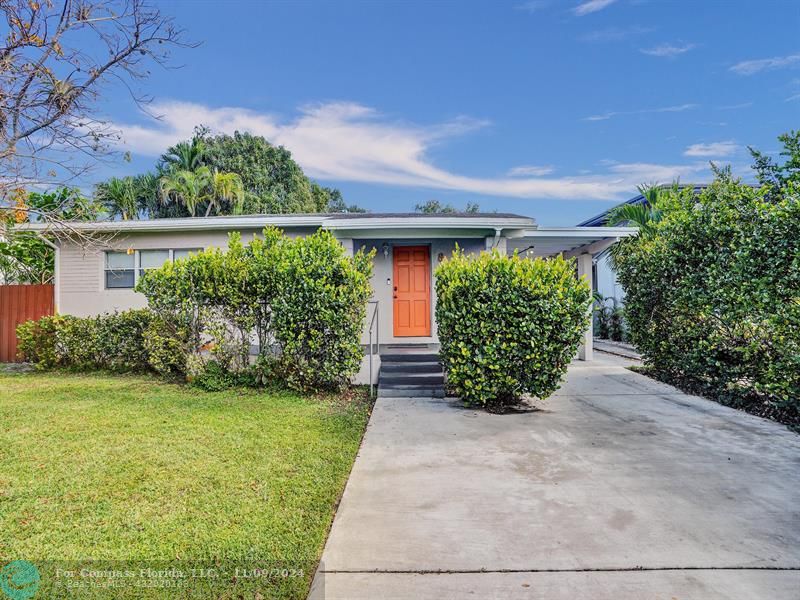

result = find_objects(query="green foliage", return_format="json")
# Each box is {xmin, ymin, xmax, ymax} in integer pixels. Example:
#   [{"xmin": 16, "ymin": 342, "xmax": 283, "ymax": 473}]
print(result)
[
  {"xmin": 612, "ymin": 159, "xmax": 800, "ymax": 424},
  {"xmin": 17, "ymin": 310, "xmax": 154, "ymax": 372},
  {"xmin": 594, "ymin": 297, "xmax": 627, "ymax": 342},
  {"xmin": 606, "ymin": 184, "xmax": 667, "ymax": 234},
  {"xmin": 749, "ymin": 130, "xmax": 800, "ymax": 199},
  {"xmin": 415, "ymin": 199, "xmax": 480, "ymax": 213},
  {"xmin": 1, "ymin": 188, "xmax": 101, "ymax": 283},
  {"xmin": 272, "ymin": 231, "xmax": 374, "ymax": 391},
  {"xmin": 16, "ymin": 315, "xmax": 65, "ymax": 367},
  {"xmin": 94, "ymin": 176, "xmax": 139, "ymax": 220},
  {"xmin": 136, "ymin": 229, "xmax": 374, "ymax": 392},
  {"xmin": 435, "ymin": 249, "xmax": 592, "ymax": 407},
  {"xmin": 97, "ymin": 130, "xmax": 361, "ymax": 218},
  {"xmin": 199, "ymin": 131, "xmax": 323, "ymax": 214},
  {"xmin": 311, "ymin": 182, "xmax": 367, "ymax": 213},
  {"xmin": 189, "ymin": 359, "xmax": 239, "ymax": 392},
  {"xmin": 0, "ymin": 230, "xmax": 54, "ymax": 283}
]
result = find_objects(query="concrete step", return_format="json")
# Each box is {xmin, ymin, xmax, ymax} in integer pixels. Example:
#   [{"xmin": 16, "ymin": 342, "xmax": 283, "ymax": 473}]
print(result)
[
  {"xmin": 380, "ymin": 374, "xmax": 444, "ymax": 385},
  {"xmin": 380, "ymin": 352, "xmax": 440, "ymax": 363},
  {"xmin": 380, "ymin": 361, "xmax": 442, "ymax": 374},
  {"xmin": 378, "ymin": 385, "xmax": 445, "ymax": 398}
]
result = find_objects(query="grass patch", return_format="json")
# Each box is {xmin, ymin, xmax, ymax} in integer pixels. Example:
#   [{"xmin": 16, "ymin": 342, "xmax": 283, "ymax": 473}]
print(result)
[{"xmin": 0, "ymin": 371, "xmax": 372, "ymax": 598}]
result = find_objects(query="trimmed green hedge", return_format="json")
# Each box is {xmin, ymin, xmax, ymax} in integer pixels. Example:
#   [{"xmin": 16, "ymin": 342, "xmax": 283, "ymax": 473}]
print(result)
[
  {"xmin": 435, "ymin": 249, "xmax": 592, "ymax": 407},
  {"xmin": 612, "ymin": 176, "xmax": 800, "ymax": 426},
  {"xmin": 17, "ymin": 310, "xmax": 154, "ymax": 372}
]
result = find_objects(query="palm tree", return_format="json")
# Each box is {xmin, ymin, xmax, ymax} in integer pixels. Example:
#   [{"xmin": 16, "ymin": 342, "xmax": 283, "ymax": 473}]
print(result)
[
  {"xmin": 160, "ymin": 138, "xmax": 207, "ymax": 172},
  {"xmin": 160, "ymin": 167, "xmax": 245, "ymax": 217},
  {"xmin": 95, "ymin": 177, "xmax": 138, "ymax": 220},
  {"xmin": 606, "ymin": 184, "xmax": 666, "ymax": 235},
  {"xmin": 207, "ymin": 170, "xmax": 245, "ymax": 216},
  {"xmin": 159, "ymin": 167, "xmax": 212, "ymax": 217}
]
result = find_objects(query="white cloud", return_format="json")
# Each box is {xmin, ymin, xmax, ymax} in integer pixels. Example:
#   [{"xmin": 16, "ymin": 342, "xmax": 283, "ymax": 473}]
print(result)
[
  {"xmin": 516, "ymin": 0, "xmax": 549, "ymax": 13},
  {"xmin": 730, "ymin": 53, "xmax": 800, "ymax": 75},
  {"xmin": 580, "ymin": 25, "xmax": 653, "ymax": 42},
  {"xmin": 683, "ymin": 140, "xmax": 739, "ymax": 157},
  {"xmin": 716, "ymin": 102, "xmax": 752, "ymax": 110},
  {"xmin": 507, "ymin": 165, "xmax": 555, "ymax": 176},
  {"xmin": 572, "ymin": 0, "xmax": 617, "ymax": 16},
  {"xmin": 108, "ymin": 100, "xmax": 712, "ymax": 201},
  {"xmin": 640, "ymin": 43, "xmax": 696, "ymax": 58},
  {"xmin": 786, "ymin": 93, "xmax": 800, "ymax": 102},
  {"xmin": 584, "ymin": 103, "xmax": 698, "ymax": 121}
]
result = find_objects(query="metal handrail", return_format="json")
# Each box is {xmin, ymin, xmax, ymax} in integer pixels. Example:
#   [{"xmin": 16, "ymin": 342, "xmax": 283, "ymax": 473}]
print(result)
[{"xmin": 367, "ymin": 300, "xmax": 379, "ymax": 398}]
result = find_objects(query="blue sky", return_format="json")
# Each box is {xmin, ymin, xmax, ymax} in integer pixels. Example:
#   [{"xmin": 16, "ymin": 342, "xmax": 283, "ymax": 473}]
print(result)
[{"xmin": 101, "ymin": 0, "xmax": 800, "ymax": 224}]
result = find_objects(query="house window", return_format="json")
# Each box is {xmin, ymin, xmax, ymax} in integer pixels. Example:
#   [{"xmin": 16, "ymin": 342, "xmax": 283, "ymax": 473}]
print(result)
[
  {"xmin": 173, "ymin": 248, "xmax": 201, "ymax": 261},
  {"xmin": 105, "ymin": 251, "xmax": 135, "ymax": 289},
  {"xmin": 139, "ymin": 249, "xmax": 170, "ymax": 277}
]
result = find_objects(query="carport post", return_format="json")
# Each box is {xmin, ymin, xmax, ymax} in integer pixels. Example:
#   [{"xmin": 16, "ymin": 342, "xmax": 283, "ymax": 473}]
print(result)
[{"xmin": 576, "ymin": 253, "xmax": 593, "ymax": 361}]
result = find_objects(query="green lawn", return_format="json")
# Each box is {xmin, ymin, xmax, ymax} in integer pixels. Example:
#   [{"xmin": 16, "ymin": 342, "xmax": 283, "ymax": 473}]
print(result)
[{"xmin": 0, "ymin": 370, "xmax": 371, "ymax": 599}]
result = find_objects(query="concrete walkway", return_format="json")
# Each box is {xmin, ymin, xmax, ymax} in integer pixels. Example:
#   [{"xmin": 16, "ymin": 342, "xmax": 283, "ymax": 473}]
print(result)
[{"xmin": 309, "ymin": 355, "xmax": 800, "ymax": 599}]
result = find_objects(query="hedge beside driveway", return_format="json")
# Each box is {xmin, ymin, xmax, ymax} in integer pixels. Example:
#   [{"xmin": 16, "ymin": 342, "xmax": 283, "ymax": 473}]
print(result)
[{"xmin": 612, "ymin": 176, "xmax": 800, "ymax": 429}]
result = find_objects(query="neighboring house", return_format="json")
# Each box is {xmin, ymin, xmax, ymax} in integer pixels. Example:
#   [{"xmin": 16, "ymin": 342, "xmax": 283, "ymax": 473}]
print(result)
[
  {"xmin": 577, "ymin": 186, "xmax": 709, "ymax": 305},
  {"xmin": 24, "ymin": 212, "xmax": 634, "ymax": 382}
]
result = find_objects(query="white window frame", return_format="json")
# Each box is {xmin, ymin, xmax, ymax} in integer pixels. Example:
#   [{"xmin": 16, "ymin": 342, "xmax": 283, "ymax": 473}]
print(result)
[
  {"xmin": 104, "ymin": 248, "xmax": 205, "ymax": 290},
  {"xmin": 104, "ymin": 250, "xmax": 136, "ymax": 290}
]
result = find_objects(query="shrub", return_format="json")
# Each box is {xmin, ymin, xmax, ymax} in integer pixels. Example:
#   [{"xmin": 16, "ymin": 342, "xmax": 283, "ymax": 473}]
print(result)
[
  {"xmin": 272, "ymin": 231, "xmax": 374, "ymax": 391},
  {"xmin": 17, "ymin": 315, "xmax": 67, "ymax": 368},
  {"xmin": 136, "ymin": 228, "xmax": 374, "ymax": 392},
  {"xmin": 612, "ymin": 173, "xmax": 799, "ymax": 425},
  {"xmin": 435, "ymin": 249, "xmax": 592, "ymax": 407},
  {"xmin": 16, "ymin": 310, "xmax": 154, "ymax": 372}
]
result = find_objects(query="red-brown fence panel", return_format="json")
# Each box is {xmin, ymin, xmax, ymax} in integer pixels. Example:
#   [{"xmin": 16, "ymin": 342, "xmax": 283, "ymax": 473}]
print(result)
[{"xmin": 0, "ymin": 284, "xmax": 54, "ymax": 362}]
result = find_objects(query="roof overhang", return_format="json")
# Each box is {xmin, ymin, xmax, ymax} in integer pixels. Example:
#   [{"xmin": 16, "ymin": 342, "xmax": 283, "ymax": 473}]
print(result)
[
  {"xmin": 18, "ymin": 213, "xmax": 537, "ymax": 237},
  {"xmin": 19, "ymin": 214, "xmax": 327, "ymax": 233},
  {"xmin": 508, "ymin": 226, "xmax": 638, "ymax": 258}
]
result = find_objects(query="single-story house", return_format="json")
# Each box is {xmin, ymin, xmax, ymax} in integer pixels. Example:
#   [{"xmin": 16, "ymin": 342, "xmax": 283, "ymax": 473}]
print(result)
[{"xmin": 25, "ymin": 212, "xmax": 635, "ymax": 383}]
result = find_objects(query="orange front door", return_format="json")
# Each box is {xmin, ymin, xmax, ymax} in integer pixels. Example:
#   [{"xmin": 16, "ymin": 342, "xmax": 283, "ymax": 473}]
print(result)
[{"xmin": 393, "ymin": 246, "xmax": 431, "ymax": 337}]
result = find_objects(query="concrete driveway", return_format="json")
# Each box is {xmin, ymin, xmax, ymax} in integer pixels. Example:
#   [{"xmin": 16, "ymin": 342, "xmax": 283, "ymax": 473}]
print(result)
[{"xmin": 310, "ymin": 355, "xmax": 800, "ymax": 599}]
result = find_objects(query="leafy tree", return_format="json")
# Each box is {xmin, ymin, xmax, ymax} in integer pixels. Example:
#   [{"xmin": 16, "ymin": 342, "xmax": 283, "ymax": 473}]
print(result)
[
  {"xmin": 198, "ymin": 131, "xmax": 317, "ymax": 214},
  {"xmin": 0, "ymin": 188, "xmax": 101, "ymax": 283},
  {"xmin": 749, "ymin": 130, "xmax": 800, "ymax": 200},
  {"xmin": 0, "ymin": 0, "xmax": 195, "ymax": 217},
  {"xmin": 415, "ymin": 200, "xmax": 480, "ymax": 213},
  {"xmin": 311, "ymin": 183, "xmax": 367, "ymax": 213}
]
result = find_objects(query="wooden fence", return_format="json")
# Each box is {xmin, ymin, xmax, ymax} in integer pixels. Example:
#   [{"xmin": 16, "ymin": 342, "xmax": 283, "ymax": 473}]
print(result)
[{"xmin": 0, "ymin": 284, "xmax": 54, "ymax": 362}]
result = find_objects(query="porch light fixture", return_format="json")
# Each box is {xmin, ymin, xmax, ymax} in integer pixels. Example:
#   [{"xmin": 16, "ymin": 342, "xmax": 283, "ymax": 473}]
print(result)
[{"xmin": 382, "ymin": 242, "xmax": 390, "ymax": 258}]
